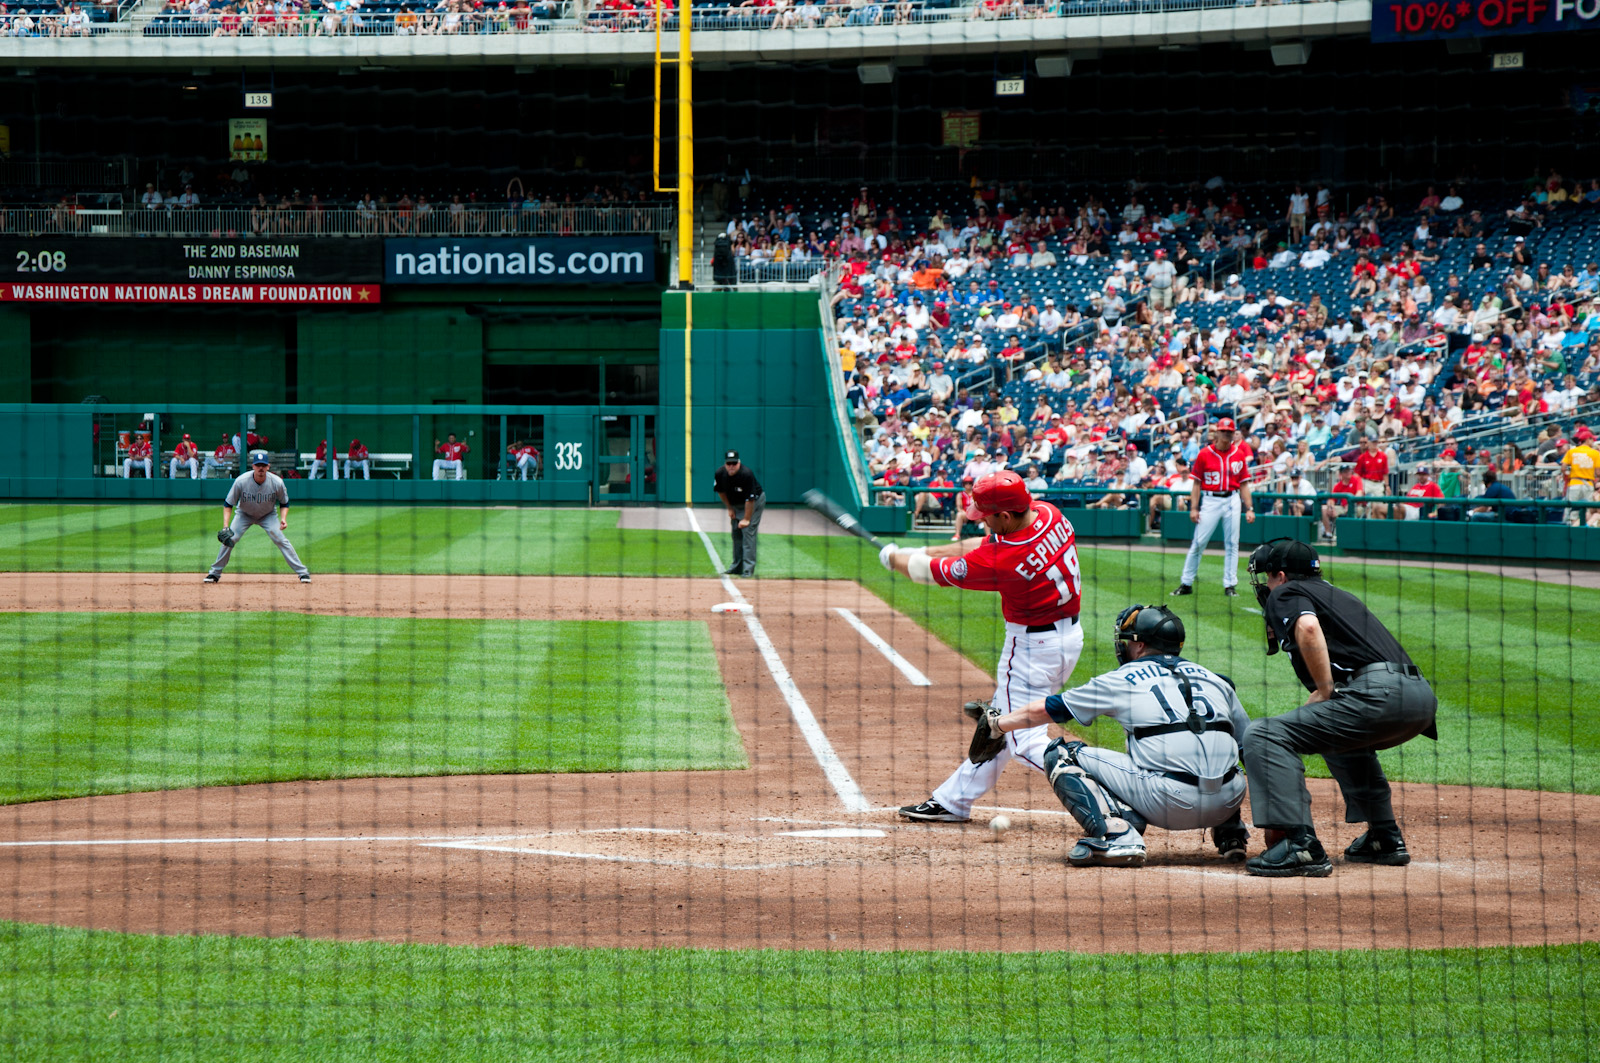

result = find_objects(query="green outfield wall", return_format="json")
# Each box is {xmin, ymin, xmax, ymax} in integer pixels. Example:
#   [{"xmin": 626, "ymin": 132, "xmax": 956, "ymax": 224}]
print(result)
[{"xmin": 658, "ymin": 290, "xmax": 855, "ymax": 507}]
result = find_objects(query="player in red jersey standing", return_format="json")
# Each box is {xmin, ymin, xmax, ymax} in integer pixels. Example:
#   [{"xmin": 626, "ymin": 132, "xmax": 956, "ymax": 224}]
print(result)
[
  {"xmin": 1171, "ymin": 416, "xmax": 1256, "ymax": 597},
  {"xmin": 878, "ymin": 470, "xmax": 1086, "ymax": 822}
]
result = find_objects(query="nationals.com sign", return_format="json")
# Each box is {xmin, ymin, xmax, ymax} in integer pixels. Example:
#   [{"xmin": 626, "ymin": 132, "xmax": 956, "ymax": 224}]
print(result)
[{"xmin": 1372, "ymin": 0, "xmax": 1594, "ymax": 41}]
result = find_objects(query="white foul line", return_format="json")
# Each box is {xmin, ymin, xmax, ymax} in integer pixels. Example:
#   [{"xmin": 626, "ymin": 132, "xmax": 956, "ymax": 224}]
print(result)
[
  {"xmin": 831, "ymin": 607, "xmax": 932, "ymax": 687},
  {"xmin": 685, "ymin": 507, "xmax": 872, "ymax": 813},
  {"xmin": 0, "ymin": 834, "xmax": 475, "ymax": 848},
  {"xmin": 422, "ymin": 840, "xmax": 808, "ymax": 871}
]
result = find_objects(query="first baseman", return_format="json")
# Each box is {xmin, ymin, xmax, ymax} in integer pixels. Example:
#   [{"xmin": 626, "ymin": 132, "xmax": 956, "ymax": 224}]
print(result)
[
  {"xmin": 1172, "ymin": 417, "xmax": 1255, "ymax": 597},
  {"xmin": 971, "ymin": 603, "xmax": 1250, "ymax": 867},
  {"xmin": 205, "ymin": 451, "xmax": 311, "ymax": 584},
  {"xmin": 878, "ymin": 471, "xmax": 1085, "ymax": 822}
]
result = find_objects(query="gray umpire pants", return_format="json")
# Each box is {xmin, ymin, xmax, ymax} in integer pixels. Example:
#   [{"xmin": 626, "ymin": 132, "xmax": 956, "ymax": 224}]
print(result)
[
  {"xmin": 208, "ymin": 513, "xmax": 310, "ymax": 579},
  {"xmin": 1242, "ymin": 663, "xmax": 1437, "ymax": 830},
  {"xmin": 728, "ymin": 492, "xmax": 765, "ymax": 576}
]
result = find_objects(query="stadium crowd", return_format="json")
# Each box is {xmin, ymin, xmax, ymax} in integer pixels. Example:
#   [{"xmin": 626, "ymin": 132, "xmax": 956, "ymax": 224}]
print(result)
[{"xmin": 763, "ymin": 174, "xmax": 1600, "ymax": 536}]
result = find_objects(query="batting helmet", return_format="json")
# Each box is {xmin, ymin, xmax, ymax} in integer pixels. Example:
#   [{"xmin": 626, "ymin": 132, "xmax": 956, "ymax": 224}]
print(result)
[
  {"xmin": 1113, "ymin": 604, "xmax": 1186, "ymax": 665},
  {"xmin": 967, "ymin": 470, "xmax": 1033, "ymax": 518},
  {"xmin": 1214, "ymin": 417, "xmax": 1237, "ymax": 432}
]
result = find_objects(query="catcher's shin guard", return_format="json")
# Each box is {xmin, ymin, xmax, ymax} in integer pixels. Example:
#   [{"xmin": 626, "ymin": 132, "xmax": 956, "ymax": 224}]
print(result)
[{"xmin": 1043, "ymin": 738, "xmax": 1108, "ymax": 838}]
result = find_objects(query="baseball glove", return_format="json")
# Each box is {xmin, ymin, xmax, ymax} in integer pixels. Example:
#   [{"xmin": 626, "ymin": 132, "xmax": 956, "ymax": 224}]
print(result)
[
  {"xmin": 216, "ymin": 528, "xmax": 236, "ymax": 547},
  {"xmin": 964, "ymin": 699, "xmax": 1006, "ymax": 765}
]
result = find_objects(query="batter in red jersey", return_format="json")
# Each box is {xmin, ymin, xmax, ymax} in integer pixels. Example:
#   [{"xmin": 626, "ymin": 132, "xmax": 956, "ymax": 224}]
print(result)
[
  {"xmin": 878, "ymin": 471, "xmax": 1086, "ymax": 822},
  {"xmin": 1172, "ymin": 417, "xmax": 1256, "ymax": 597}
]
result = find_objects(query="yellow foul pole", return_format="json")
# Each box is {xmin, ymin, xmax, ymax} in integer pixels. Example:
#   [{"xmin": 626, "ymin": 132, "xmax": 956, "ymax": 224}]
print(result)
[
  {"xmin": 676, "ymin": 2, "xmax": 695, "ymax": 504},
  {"xmin": 653, "ymin": 1, "xmax": 694, "ymax": 504}
]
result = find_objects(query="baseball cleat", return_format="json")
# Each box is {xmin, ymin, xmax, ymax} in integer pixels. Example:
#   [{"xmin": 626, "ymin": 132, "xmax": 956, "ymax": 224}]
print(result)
[
  {"xmin": 1169, "ymin": 584, "xmax": 1193, "ymax": 596},
  {"xmin": 203, "ymin": 574, "xmax": 220, "ymax": 584},
  {"xmin": 1213, "ymin": 827, "xmax": 1249, "ymax": 863},
  {"xmin": 299, "ymin": 574, "xmax": 312, "ymax": 584},
  {"xmin": 1246, "ymin": 831, "xmax": 1332, "ymax": 878},
  {"xmin": 1344, "ymin": 825, "xmax": 1411, "ymax": 866},
  {"xmin": 1223, "ymin": 586, "xmax": 1239, "ymax": 597},
  {"xmin": 1068, "ymin": 829, "xmax": 1146, "ymax": 868},
  {"xmin": 897, "ymin": 800, "xmax": 968, "ymax": 822}
]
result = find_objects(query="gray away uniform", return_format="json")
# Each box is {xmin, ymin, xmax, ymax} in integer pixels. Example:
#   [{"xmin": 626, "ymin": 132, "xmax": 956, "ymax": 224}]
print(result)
[
  {"xmin": 208, "ymin": 472, "xmax": 310, "ymax": 578},
  {"xmin": 1046, "ymin": 655, "xmax": 1251, "ymax": 832}
]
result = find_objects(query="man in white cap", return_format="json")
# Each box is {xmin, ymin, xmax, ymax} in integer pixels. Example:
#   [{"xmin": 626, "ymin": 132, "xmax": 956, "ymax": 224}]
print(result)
[{"xmin": 1221, "ymin": 274, "xmax": 1246, "ymax": 301}]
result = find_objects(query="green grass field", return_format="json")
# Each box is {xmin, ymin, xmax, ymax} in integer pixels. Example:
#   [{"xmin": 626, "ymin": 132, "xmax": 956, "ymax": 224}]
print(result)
[
  {"xmin": 1, "ymin": 921, "xmax": 1591, "ymax": 1063},
  {"xmin": 1, "ymin": 503, "xmax": 1593, "ymax": 1060},
  {"xmin": 0, "ymin": 613, "xmax": 745, "ymax": 804},
  {"xmin": 3, "ymin": 503, "xmax": 1596, "ymax": 795}
]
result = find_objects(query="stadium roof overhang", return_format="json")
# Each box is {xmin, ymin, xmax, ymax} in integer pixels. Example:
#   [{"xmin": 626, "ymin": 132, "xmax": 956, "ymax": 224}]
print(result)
[{"xmin": 0, "ymin": 0, "xmax": 1372, "ymax": 70}]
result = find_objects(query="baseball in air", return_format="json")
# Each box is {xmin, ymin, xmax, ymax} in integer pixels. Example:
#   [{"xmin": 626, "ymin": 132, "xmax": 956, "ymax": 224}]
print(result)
[{"xmin": 989, "ymin": 815, "xmax": 1011, "ymax": 839}]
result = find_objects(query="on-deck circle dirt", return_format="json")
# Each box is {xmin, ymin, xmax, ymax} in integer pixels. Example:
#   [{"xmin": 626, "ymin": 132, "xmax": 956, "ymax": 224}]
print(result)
[{"xmin": 0, "ymin": 572, "xmax": 1593, "ymax": 953}]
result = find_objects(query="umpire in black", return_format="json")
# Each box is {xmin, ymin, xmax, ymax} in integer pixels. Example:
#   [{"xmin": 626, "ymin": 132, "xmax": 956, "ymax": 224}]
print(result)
[
  {"xmin": 1241, "ymin": 538, "xmax": 1438, "ymax": 877},
  {"xmin": 714, "ymin": 449, "xmax": 765, "ymax": 577}
]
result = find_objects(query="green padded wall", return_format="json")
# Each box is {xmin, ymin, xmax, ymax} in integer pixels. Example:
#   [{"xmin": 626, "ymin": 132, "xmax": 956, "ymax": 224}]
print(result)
[
  {"xmin": 297, "ymin": 308, "xmax": 486, "ymax": 473},
  {"xmin": 0, "ymin": 308, "xmax": 29, "ymax": 403},
  {"xmin": 658, "ymin": 291, "xmax": 845, "ymax": 506}
]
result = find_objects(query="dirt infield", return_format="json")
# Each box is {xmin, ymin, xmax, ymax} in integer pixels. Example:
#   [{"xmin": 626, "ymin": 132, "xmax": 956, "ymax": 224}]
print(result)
[{"xmin": 0, "ymin": 572, "xmax": 1594, "ymax": 954}]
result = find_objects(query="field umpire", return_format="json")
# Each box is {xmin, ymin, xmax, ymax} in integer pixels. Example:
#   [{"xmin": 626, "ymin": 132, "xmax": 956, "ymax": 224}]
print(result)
[
  {"xmin": 714, "ymin": 449, "xmax": 764, "ymax": 577},
  {"xmin": 1242, "ymin": 538, "xmax": 1437, "ymax": 877}
]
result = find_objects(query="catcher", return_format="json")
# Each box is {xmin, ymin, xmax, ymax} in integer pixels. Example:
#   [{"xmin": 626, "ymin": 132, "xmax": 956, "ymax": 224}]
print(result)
[
  {"xmin": 204, "ymin": 451, "xmax": 311, "ymax": 584},
  {"xmin": 967, "ymin": 604, "xmax": 1251, "ymax": 867}
]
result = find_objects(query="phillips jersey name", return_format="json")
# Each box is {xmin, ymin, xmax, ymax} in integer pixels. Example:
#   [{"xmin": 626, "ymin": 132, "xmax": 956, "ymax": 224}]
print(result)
[{"xmin": 929, "ymin": 501, "xmax": 1082, "ymax": 626}]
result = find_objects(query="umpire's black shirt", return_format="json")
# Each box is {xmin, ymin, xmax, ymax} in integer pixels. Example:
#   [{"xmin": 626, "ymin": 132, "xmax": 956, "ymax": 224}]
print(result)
[
  {"xmin": 714, "ymin": 464, "xmax": 763, "ymax": 504},
  {"xmin": 1265, "ymin": 577, "xmax": 1414, "ymax": 694}
]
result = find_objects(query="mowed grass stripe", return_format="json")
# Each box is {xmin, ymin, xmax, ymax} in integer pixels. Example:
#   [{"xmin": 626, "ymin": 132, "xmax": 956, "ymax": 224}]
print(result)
[
  {"xmin": 0, "ymin": 922, "xmax": 1590, "ymax": 1063},
  {"xmin": 6, "ymin": 503, "xmax": 1599, "ymax": 792},
  {"xmin": 0, "ymin": 613, "xmax": 743, "ymax": 804}
]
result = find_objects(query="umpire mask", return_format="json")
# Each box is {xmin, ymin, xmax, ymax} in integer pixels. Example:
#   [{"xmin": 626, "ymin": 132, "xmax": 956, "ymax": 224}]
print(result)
[{"xmin": 1248, "ymin": 538, "xmax": 1321, "ymax": 610}]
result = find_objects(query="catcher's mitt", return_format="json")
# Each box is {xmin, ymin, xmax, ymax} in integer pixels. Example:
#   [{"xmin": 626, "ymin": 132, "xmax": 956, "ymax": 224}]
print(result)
[
  {"xmin": 217, "ymin": 528, "xmax": 236, "ymax": 547},
  {"xmin": 964, "ymin": 699, "xmax": 1006, "ymax": 765}
]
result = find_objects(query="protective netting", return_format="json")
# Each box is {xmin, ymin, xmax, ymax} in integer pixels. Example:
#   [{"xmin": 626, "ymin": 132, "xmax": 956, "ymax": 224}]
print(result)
[{"xmin": 1, "ymin": 19, "xmax": 1597, "ymax": 1062}]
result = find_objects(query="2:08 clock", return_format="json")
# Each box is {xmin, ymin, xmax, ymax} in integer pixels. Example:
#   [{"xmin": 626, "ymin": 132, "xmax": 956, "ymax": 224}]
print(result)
[{"xmin": 14, "ymin": 250, "xmax": 68, "ymax": 273}]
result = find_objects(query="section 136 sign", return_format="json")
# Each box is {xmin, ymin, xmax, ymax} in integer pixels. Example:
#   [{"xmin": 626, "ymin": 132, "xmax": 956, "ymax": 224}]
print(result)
[{"xmin": 1373, "ymin": 0, "xmax": 1595, "ymax": 42}]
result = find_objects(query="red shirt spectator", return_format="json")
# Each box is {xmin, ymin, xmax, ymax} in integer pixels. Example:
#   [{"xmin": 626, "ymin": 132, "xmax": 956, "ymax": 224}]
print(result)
[{"xmin": 1355, "ymin": 446, "xmax": 1389, "ymax": 483}]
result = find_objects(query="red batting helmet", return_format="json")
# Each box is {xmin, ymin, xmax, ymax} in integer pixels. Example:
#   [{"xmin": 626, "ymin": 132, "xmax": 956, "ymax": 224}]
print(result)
[
  {"xmin": 968, "ymin": 471, "xmax": 1033, "ymax": 518},
  {"xmin": 1214, "ymin": 417, "xmax": 1237, "ymax": 432}
]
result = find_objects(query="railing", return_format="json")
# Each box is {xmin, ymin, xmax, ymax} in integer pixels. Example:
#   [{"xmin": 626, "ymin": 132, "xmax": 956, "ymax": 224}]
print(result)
[
  {"xmin": 0, "ymin": 0, "xmax": 1343, "ymax": 38},
  {"xmin": 0, "ymin": 203, "xmax": 676, "ymax": 238}
]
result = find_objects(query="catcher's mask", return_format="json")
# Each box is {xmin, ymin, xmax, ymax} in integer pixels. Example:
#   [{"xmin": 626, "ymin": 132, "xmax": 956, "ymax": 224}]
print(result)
[{"xmin": 1113, "ymin": 604, "xmax": 1186, "ymax": 666}]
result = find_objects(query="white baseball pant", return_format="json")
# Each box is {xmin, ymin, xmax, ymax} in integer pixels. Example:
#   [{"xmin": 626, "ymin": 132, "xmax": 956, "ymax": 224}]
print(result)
[
  {"xmin": 202, "ymin": 455, "xmax": 231, "ymax": 479},
  {"xmin": 169, "ymin": 457, "xmax": 199, "ymax": 479},
  {"xmin": 343, "ymin": 458, "xmax": 371, "ymax": 480},
  {"xmin": 308, "ymin": 459, "xmax": 338, "ymax": 480},
  {"xmin": 516, "ymin": 453, "xmax": 538, "ymax": 480},
  {"xmin": 122, "ymin": 458, "xmax": 151, "ymax": 478},
  {"xmin": 930, "ymin": 619, "xmax": 1085, "ymax": 819},
  {"xmin": 1180, "ymin": 492, "xmax": 1241, "ymax": 589},
  {"xmin": 432, "ymin": 458, "xmax": 465, "ymax": 480},
  {"xmin": 1074, "ymin": 746, "xmax": 1247, "ymax": 832}
]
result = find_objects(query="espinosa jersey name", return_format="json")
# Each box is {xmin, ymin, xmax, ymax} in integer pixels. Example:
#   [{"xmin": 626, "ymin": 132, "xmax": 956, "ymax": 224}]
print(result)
[{"xmin": 1010, "ymin": 516, "xmax": 1074, "ymax": 581}]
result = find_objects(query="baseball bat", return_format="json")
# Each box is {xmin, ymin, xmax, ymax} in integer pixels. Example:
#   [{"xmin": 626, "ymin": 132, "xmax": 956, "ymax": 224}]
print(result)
[{"xmin": 801, "ymin": 489, "xmax": 884, "ymax": 548}]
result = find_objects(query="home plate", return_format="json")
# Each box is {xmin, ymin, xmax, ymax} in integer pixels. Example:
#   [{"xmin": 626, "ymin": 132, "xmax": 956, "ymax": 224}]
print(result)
[
  {"xmin": 712, "ymin": 602, "xmax": 751, "ymax": 613},
  {"xmin": 778, "ymin": 828, "xmax": 886, "ymax": 839}
]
